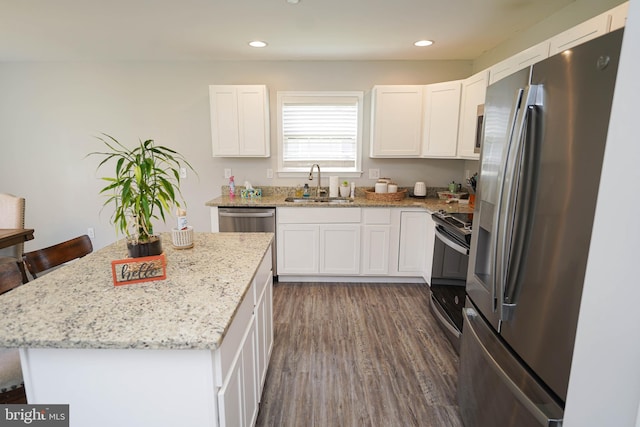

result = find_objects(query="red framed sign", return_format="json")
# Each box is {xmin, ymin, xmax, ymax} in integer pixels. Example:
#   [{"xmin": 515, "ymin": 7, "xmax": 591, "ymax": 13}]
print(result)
[{"xmin": 111, "ymin": 253, "xmax": 167, "ymax": 286}]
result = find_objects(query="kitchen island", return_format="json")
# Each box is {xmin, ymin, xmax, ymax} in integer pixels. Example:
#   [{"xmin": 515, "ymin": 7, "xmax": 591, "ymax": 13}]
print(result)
[{"xmin": 0, "ymin": 232, "xmax": 274, "ymax": 427}]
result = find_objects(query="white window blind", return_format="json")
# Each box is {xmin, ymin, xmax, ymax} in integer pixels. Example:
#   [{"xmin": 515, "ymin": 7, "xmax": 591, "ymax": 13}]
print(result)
[{"xmin": 278, "ymin": 92, "xmax": 363, "ymax": 173}]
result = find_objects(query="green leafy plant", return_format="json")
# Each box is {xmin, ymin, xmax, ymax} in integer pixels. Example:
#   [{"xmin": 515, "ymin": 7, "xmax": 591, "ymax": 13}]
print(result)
[{"xmin": 89, "ymin": 134, "xmax": 195, "ymax": 245}]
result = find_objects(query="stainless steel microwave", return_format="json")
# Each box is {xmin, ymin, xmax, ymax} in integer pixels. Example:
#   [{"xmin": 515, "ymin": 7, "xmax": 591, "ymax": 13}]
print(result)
[{"xmin": 474, "ymin": 104, "xmax": 484, "ymax": 154}]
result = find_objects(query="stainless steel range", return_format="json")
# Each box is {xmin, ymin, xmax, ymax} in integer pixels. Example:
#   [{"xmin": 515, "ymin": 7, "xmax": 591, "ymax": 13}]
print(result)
[{"xmin": 429, "ymin": 210, "xmax": 473, "ymax": 352}]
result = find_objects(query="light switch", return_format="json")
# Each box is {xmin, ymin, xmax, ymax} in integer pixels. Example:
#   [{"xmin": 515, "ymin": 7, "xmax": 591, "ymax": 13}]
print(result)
[{"xmin": 224, "ymin": 169, "xmax": 232, "ymax": 179}]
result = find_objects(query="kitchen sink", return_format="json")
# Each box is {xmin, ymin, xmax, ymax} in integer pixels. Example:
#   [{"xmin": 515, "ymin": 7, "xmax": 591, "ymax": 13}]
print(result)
[{"xmin": 284, "ymin": 197, "xmax": 354, "ymax": 204}]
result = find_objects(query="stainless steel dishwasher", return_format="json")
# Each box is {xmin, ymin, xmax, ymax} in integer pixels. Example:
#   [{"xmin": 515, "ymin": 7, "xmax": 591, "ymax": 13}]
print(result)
[{"xmin": 218, "ymin": 207, "xmax": 277, "ymax": 276}]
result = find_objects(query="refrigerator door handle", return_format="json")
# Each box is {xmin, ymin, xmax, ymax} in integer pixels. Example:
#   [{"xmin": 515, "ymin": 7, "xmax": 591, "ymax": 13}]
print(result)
[
  {"xmin": 495, "ymin": 85, "xmax": 538, "ymax": 321},
  {"xmin": 502, "ymin": 98, "xmax": 541, "ymax": 318},
  {"xmin": 491, "ymin": 88, "xmax": 525, "ymax": 314}
]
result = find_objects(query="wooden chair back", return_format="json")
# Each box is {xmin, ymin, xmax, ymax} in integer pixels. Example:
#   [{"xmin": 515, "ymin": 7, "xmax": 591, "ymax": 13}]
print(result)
[
  {"xmin": 0, "ymin": 193, "xmax": 26, "ymax": 261},
  {"xmin": 23, "ymin": 235, "xmax": 93, "ymax": 279},
  {"xmin": 0, "ymin": 262, "xmax": 24, "ymax": 295}
]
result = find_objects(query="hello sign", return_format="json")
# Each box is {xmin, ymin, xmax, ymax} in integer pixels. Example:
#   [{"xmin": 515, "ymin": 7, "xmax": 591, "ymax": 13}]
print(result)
[{"xmin": 111, "ymin": 254, "xmax": 167, "ymax": 286}]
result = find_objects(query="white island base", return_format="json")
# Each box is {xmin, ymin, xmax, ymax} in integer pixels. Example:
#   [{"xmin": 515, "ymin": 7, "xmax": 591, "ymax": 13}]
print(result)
[
  {"xmin": 2, "ymin": 234, "xmax": 274, "ymax": 427},
  {"xmin": 21, "ymin": 348, "xmax": 220, "ymax": 426}
]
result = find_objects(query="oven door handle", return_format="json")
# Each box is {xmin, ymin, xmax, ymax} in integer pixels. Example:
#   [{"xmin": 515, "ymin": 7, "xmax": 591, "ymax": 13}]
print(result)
[{"xmin": 435, "ymin": 227, "xmax": 469, "ymax": 256}]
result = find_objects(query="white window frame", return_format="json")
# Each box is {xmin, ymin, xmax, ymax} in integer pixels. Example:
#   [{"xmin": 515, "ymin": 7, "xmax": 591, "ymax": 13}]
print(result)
[{"xmin": 276, "ymin": 91, "xmax": 364, "ymax": 178}]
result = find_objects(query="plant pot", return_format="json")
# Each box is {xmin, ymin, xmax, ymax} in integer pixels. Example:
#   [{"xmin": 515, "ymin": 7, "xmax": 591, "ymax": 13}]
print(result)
[
  {"xmin": 339, "ymin": 186, "xmax": 350, "ymax": 197},
  {"xmin": 127, "ymin": 235, "xmax": 163, "ymax": 258}
]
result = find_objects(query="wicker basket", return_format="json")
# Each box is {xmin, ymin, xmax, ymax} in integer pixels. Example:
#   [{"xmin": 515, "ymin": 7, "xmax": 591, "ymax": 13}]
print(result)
[
  {"xmin": 364, "ymin": 188, "xmax": 407, "ymax": 201},
  {"xmin": 172, "ymin": 226, "xmax": 194, "ymax": 249}
]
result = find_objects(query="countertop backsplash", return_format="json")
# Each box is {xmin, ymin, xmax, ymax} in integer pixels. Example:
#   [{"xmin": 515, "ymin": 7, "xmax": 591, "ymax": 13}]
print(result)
[{"xmin": 220, "ymin": 185, "xmax": 469, "ymax": 199}]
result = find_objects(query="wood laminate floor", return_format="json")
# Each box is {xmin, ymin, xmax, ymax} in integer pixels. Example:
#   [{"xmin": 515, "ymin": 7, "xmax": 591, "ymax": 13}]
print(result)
[{"xmin": 256, "ymin": 282, "xmax": 464, "ymax": 427}]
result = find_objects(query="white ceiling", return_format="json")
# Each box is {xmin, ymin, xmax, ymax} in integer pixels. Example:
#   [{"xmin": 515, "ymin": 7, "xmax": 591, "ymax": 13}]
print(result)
[{"xmin": 0, "ymin": 0, "xmax": 576, "ymax": 62}]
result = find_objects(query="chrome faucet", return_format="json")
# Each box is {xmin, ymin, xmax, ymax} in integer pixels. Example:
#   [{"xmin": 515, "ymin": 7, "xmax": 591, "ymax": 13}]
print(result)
[{"xmin": 308, "ymin": 164, "xmax": 325, "ymax": 198}]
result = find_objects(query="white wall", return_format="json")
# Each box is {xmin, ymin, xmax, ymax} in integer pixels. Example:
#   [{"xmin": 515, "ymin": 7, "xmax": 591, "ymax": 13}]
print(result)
[
  {"xmin": 564, "ymin": 0, "xmax": 640, "ymax": 425},
  {"xmin": 0, "ymin": 60, "xmax": 472, "ymax": 251}
]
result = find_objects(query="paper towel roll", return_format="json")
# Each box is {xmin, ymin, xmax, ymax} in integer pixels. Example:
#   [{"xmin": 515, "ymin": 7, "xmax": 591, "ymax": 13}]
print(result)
[{"xmin": 329, "ymin": 176, "xmax": 339, "ymax": 197}]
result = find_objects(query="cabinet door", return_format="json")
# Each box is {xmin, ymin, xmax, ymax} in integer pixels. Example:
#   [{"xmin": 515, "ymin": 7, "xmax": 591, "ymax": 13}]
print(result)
[
  {"xmin": 398, "ymin": 211, "xmax": 428, "ymax": 272},
  {"xmin": 608, "ymin": 1, "xmax": 629, "ymax": 31},
  {"xmin": 319, "ymin": 224, "xmax": 361, "ymax": 274},
  {"xmin": 489, "ymin": 41, "xmax": 549, "ymax": 85},
  {"xmin": 457, "ymin": 70, "xmax": 488, "ymax": 160},
  {"xmin": 370, "ymin": 85, "xmax": 424, "ymax": 157},
  {"xmin": 255, "ymin": 275, "xmax": 273, "ymax": 392},
  {"xmin": 218, "ymin": 350, "xmax": 244, "ymax": 427},
  {"xmin": 361, "ymin": 225, "xmax": 390, "ymax": 275},
  {"xmin": 237, "ymin": 86, "xmax": 270, "ymax": 157},
  {"xmin": 277, "ymin": 224, "xmax": 319, "ymax": 274},
  {"xmin": 210, "ymin": 85, "xmax": 270, "ymax": 157},
  {"xmin": 549, "ymin": 12, "xmax": 609, "ymax": 55},
  {"xmin": 422, "ymin": 81, "xmax": 461, "ymax": 158},
  {"xmin": 210, "ymin": 86, "xmax": 241, "ymax": 156},
  {"xmin": 242, "ymin": 319, "xmax": 258, "ymax": 427},
  {"xmin": 423, "ymin": 214, "xmax": 436, "ymax": 283}
]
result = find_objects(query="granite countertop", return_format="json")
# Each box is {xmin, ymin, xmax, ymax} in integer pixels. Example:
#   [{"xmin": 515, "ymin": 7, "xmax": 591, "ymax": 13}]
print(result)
[
  {"xmin": 205, "ymin": 193, "xmax": 473, "ymax": 214},
  {"xmin": 0, "ymin": 232, "xmax": 273, "ymax": 350}
]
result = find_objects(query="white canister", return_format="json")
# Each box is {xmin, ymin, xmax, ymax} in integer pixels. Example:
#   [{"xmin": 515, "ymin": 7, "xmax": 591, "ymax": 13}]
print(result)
[
  {"xmin": 374, "ymin": 182, "xmax": 388, "ymax": 193},
  {"xmin": 414, "ymin": 181, "xmax": 426, "ymax": 196},
  {"xmin": 387, "ymin": 184, "xmax": 398, "ymax": 193}
]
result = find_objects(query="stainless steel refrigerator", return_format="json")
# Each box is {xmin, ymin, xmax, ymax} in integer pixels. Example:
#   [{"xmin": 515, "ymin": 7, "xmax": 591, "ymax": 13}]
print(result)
[{"xmin": 458, "ymin": 29, "xmax": 624, "ymax": 427}]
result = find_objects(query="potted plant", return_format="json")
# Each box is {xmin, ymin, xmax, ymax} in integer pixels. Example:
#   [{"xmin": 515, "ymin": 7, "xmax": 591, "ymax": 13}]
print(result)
[
  {"xmin": 340, "ymin": 180, "xmax": 350, "ymax": 197},
  {"xmin": 89, "ymin": 134, "xmax": 195, "ymax": 258}
]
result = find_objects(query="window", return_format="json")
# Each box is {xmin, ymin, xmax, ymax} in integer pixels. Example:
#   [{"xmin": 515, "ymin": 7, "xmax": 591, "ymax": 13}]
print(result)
[{"xmin": 277, "ymin": 91, "xmax": 363, "ymax": 176}]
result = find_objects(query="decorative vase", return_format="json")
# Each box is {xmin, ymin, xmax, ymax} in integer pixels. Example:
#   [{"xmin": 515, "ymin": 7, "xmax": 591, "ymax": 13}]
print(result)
[
  {"xmin": 127, "ymin": 235, "xmax": 163, "ymax": 258},
  {"xmin": 172, "ymin": 226, "xmax": 194, "ymax": 249}
]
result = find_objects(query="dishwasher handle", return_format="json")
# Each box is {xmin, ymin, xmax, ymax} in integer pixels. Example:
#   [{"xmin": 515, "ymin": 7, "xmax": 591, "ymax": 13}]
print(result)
[{"xmin": 218, "ymin": 211, "xmax": 275, "ymax": 218}]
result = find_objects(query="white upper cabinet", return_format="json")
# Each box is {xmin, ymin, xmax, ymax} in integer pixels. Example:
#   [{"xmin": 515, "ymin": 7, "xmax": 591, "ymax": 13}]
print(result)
[
  {"xmin": 422, "ymin": 80, "xmax": 462, "ymax": 158},
  {"xmin": 489, "ymin": 41, "xmax": 550, "ymax": 85},
  {"xmin": 370, "ymin": 85, "xmax": 424, "ymax": 157},
  {"xmin": 457, "ymin": 70, "xmax": 488, "ymax": 160},
  {"xmin": 608, "ymin": 2, "xmax": 629, "ymax": 31},
  {"xmin": 209, "ymin": 85, "xmax": 270, "ymax": 157},
  {"xmin": 548, "ymin": 12, "xmax": 610, "ymax": 55}
]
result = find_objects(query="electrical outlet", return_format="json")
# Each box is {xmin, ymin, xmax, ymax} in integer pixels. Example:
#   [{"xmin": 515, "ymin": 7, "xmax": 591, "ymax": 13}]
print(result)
[
  {"xmin": 87, "ymin": 227, "xmax": 95, "ymax": 238},
  {"xmin": 266, "ymin": 168, "xmax": 274, "ymax": 179},
  {"xmin": 224, "ymin": 168, "xmax": 232, "ymax": 179},
  {"xmin": 180, "ymin": 167, "xmax": 187, "ymax": 178},
  {"xmin": 369, "ymin": 169, "xmax": 380, "ymax": 179}
]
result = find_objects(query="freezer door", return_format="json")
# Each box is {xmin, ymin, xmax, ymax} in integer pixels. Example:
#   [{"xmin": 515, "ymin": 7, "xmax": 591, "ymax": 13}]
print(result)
[
  {"xmin": 458, "ymin": 304, "xmax": 563, "ymax": 427},
  {"xmin": 498, "ymin": 29, "xmax": 623, "ymax": 402}
]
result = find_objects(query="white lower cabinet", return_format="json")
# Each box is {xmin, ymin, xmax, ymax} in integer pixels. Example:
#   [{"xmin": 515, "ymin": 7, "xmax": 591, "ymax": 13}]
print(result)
[
  {"xmin": 277, "ymin": 208, "xmax": 361, "ymax": 276},
  {"xmin": 255, "ymin": 275, "xmax": 273, "ymax": 391},
  {"xmin": 277, "ymin": 207, "xmax": 432, "ymax": 280},
  {"xmin": 218, "ymin": 319, "xmax": 257, "ymax": 427},
  {"xmin": 361, "ymin": 208, "xmax": 391, "ymax": 275},
  {"xmin": 277, "ymin": 224, "xmax": 319, "ymax": 274},
  {"xmin": 278, "ymin": 223, "xmax": 361, "ymax": 275},
  {"xmin": 398, "ymin": 210, "xmax": 428, "ymax": 273},
  {"xmin": 320, "ymin": 224, "xmax": 361, "ymax": 274},
  {"xmin": 217, "ymin": 248, "xmax": 273, "ymax": 427},
  {"xmin": 423, "ymin": 213, "xmax": 436, "ymax": 283}
]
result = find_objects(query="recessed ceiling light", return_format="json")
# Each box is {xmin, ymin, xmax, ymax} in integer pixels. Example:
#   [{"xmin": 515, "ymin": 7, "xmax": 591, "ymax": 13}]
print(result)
[
  {"xmin": 249, "ymin": 41, "xmax": 268, "ymax": 48},
  {"xmin": 414, "ymin": 40, "xmax": 434, "ymax": 47},
  {"xmin": 287, "ymin": 0, "xmax": 300, "ymax": 3}
]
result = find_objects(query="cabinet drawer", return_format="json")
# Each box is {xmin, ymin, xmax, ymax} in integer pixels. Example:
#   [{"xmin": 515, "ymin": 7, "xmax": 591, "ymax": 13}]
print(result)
[
  {"xmin": 363, "ymin": 208, "xmax": 391, "ymax": 224},
  {"xmin": 215, "ymin": 279, "xmax": 256, "ymax": 385},
  {"xmin": 277, "ymin": 207, "xmax": 361, "ymax": 224},
  {"xmin": 253, "ymin": 247, "xmax": 272, "ymax": 302}
]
